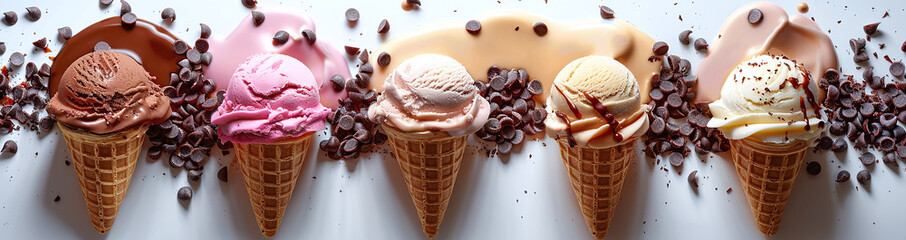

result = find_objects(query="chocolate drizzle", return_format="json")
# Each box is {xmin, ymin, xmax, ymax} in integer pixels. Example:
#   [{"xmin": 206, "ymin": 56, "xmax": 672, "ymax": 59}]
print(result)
[
  {"xmin": 50, "ymin": 17, "xmax": 184, "ymax": 97},
  {"xmin": 581, "ymin": 91, "xmax": 624, "ymax": 142},
  {"xmin": 554, "ymin": 111, "xmax": 577, "ymax": 147},
  {"xmin": 554, "ymin": 84, "xmax": 581, "ymax": 119}
]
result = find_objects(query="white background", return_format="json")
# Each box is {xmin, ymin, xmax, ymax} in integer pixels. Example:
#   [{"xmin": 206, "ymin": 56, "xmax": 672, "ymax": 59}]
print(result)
[{"xmin": 1, "ymin": 0, "xmax": 905, "ymax": 239}]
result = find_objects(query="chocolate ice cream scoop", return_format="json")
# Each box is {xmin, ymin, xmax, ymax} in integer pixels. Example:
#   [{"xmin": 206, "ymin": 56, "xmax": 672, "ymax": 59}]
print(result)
[{"xmin": 47, "ymin": 51, "xmax": 171, "ymax": 134}]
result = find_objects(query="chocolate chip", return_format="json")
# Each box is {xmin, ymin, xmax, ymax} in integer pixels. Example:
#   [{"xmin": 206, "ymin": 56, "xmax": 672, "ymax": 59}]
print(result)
[
  {"xmin": 678, "ymin": 30, "xmax": 692, "ymax": 45},
  {"xmin": 54, "ymin": 195, "xmax": 60, "ymax": 202},
  {"xmin": 9, "ymin": 52, "xmax": 24, "ymax": 67},
  {"xmin": 880, "ymin": 113, "xmax": 897, "ymax": 129},
  {"xmin": 33, "ymin": 38, "xmax": 47, "ymax": 49},
  {"xmin": 177, "ymin": 186, "xmax": 193, "ymax": 201},
  {"xmin": 187, "ymin": 169, "xmax": 202, "ymax": 181},
  {"xmin": 218, "ymin": 166, "xmax": 229, "ymax": 182},
  {"xmin": 39, "ymin": 117, "xmax": 54, "ymax": 132},
  {"xmin": 377, "ymin": 52, "xmax": 391, "ymax": 67},
  {"xmin": 341, "ymin": 139, "xmax": 359, "ymax": 153},
  {"xmin": 890, "ymin": 62, "xmax": 904, "ymax": 78},
  {"xmin": 599, "ymin": 5, "xmax": 615, "ymax": 19},
  {"xmin": 652, "ymin": 41, "xmax": 669, "ymax": 57},
  {"xmin": 806, "ymin": 161, "xmax": 821, "ymax": 175},
  {"xmin": 190, "ymin": 148, "xmax": 205, "ymax": 163},
  {"xmin": 169, "ymin": 155, "xmax": 185, "ymax": 168},
  {"xmin": 687, "ymin": 170, "xmax": 699, "ymax": 187},
  {"xmin": 526, "ymin": 79, "xmax": 543, "ymax": 96},
  {"xmin": 242, "ymin": 0, "xmax": 257, "ymax": 8},
  {"xmin": 161, "ymin": 8, "xmax": 176, "ymax": 22},
  {"xmin": 58, "ymin": 27, "xmax": 72, "ymax": 40},
  {"xmin": 1, "ymin": 140, "xmax": 17, "ymax": 154},
  {"xmin": 330, "ymin": 74, "xmax": 345, "ymax": 91},
  {"xmin": 195, "ymin": 39, "xmax": 209, "ymax": 53},
  {"xmin": 465, "ymin": 20, "xmax": 481, "ymax": 34},
  {"xmin": 860, "ymin": 152, "xmax": 875, "ymax": 165},
  {"xmin": 24, "ymin": 7, "xmax": 41, "ymax": 21},
  {"xmin": 345, "ymin": 8, "xmax": 359, "ymax": 22},
  {"xmin": 199, "ymin": 23, "xmax": 211, "ymax": 38},
  {"xmin": 186, "ymin": 49, "xmax": 201, "ymax": 64},
  {"xmin": 251, "ymin": 11, "xmax": 265, "ymax": 26},
  {"xmin": 0, "ymin": 42, "xmax": 5, "ymax": 55},
  {"xmin": 836, "ymin": 170, "xmax": 850, "ymax": 183},
  {"xmin": 856, "ymin": 170, "xmax": 871, "ymax": 184},
  {"xmin": 859, "ymin": 102, "xmax": 874, "ymax": 117},
  {"xmin": 377, "ymin": 19, "xmax": 390, "ymax": 33},
  {"xmin": 344, "ymin": 46, "xmax": 360, "ymax": 56},
  {"xmin": 850, "ymin": 38, "xmax": 866, "ymax": 54},
  {"xmin": 879, "ymin": 137, "xmax": 895, "ymax": 152},
  {"xmin": 747, "ymin": 9, "xmax": 763, "ymax": 24},
  {"xmin": 407, "ymin": 0, "xmax": 422, "ymax": 6},
  {"xmin": 883, "ymin": 153, "xmax": 899, "ymax": 166},
  {"xmin": 863, "ymin": 22, "xmax": 880, "ymax": 35},
  {"xmin": 94, "ymin": 41, "xmax": 110, "ymax": 52},
  {"xmin": 121, "ymin": 12, "xmax": 137, "ymax": 25},
  {"xmin": 899, "ymin": 146, "xmax": 906, "ymax": 159},
  {"xmin": 902, "ymin": 41, "xmax": 906, "ymax": 52},
  {"xmin": 831, "ymin": 138, "xmax": 848, "ymax": 152},
  {"xmin": 2, "ymin": 12, "xmax": 16, "ymax": 26},
  {"xmin": 338, "ymin": 115, "xmax": 354, "ymax": 131},
  {"xmin": 532, "ymin": 22, "xmax": 548, "ymax": 36},
  {"xmin": 693, "ymin": 38, "xmax": 708, "ymax": 51},
  {"xmin": 100, "ymin": 0, "xmax": 113, "ymax": 5},
  {"xmin": 273, "ymin": 30, "xmax": 290, "ymax": 45},
  {"xmin": 668, "ymin": 152, "xmax": 683, "ymax": 167}
]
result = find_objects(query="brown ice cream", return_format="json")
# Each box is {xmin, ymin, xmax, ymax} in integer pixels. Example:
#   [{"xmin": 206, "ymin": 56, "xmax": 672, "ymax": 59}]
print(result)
[{"xmin": 46, "ymin": 51, "xmax": 171, "ymax": 134}]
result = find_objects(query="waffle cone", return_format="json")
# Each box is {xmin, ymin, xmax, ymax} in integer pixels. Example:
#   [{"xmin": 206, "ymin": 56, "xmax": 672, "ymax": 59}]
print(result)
[
  {"xmin": 234, "ymin": 134, "xmax": 313, "ymax": 238},
  {"xmin": 57, "ymin": 123, "xmax": 147, "ymax": 234},
  {"xmin": 382, "ymin": 125, "xmax": 467, "ymax": 239},
  {"xmin": 729, "ymin": 138, "xmax": 808, "ymax": 237},
  {"xmin": 556, "ymin": 139, "xmax": 635, "ymax": 240}
]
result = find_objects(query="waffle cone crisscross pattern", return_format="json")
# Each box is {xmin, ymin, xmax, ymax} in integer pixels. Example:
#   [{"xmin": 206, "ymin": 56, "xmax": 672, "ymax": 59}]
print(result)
[
  {"xmin": 730, "ymin": 138, "xmax": 808, "ymax": 237},
  {"xmin": 235, "ymin": 135, "xmax": 312, "ymax": 238},
  {"xmin": 557, "ymin": 139, "xmax": 635, "ymax": 240},
  {"xmin": 58, "ymin": 123, "xmax": 147, "ymax": 234},
  {"xmin": 382, "ymin": 126, "xmax": 467, "ymax": 239}
]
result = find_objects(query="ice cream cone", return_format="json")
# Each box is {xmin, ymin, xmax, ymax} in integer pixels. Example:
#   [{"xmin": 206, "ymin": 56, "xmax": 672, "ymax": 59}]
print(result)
[
  {"xmin": 382, "ymin": 125, "xmax": 468, "ymax": 238},
  {"xmin": 729, "ymin": 137, "xmax": 808, "ymax": 236},
  {"xmin": 234, "ymin": 134, "xmax": 313, "ymax": 238},
  {"xmin": 57, "ymin": 123, "xmax": 148, "ymax": 234},
  {"xmin": 556, "ymin": 138, "xmax": 635, "ymax": 240}
]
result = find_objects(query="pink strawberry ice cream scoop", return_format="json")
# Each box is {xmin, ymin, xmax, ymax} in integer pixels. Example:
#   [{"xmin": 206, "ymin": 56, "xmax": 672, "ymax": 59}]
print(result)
[{"xmin": 211, "ymin": 53, "xmax": 330, "ymax": 144}]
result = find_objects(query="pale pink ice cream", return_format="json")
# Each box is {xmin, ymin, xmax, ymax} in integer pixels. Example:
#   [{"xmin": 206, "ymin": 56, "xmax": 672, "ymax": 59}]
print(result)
[
  {"xmin": 368, "ymin": 54, "xmax": 490, "ymax": 136},
  {"xmin": 211, "ymin": 54, "xmax": 330, "ymax": 143},
  {"xmin": 206, "ymin": 10, "xmax": 351, "ymax": 109}
]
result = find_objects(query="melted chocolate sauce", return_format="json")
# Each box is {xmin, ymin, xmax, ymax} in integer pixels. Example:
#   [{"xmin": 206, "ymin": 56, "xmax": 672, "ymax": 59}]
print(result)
[
  {"xmin": 580, "ymin": 91, "xmax": 624, "ymax": 142},
  {"xmin": 555, "ymin": 111, "xmax": 577, "ymax": 147},
  {"xmin": 554, "ymin": 84, "xmax": 582, "ymax": 119}
]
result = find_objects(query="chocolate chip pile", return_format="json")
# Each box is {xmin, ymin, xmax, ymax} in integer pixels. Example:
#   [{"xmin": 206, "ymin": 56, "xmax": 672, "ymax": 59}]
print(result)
[
  {"xmin": 318, "ymin": 48, "xmax": 387, "ymax": 160},
  {"xmin": 145, "ymin": 28, "xmax": 228, "ymax": 185},
  {"xmin": 0, "ymin": 61, "xmax": 56, "ymax": 135},
  {"xmin": 473, "ymin": 66, "xmax": 546, "ymax": 155},
  {"xmin": 643, "ymin": 46, "xmax": 729, "ymax": 167}
]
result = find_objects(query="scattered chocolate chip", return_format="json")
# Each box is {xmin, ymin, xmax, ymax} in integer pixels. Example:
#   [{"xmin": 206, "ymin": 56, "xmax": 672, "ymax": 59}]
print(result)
[
  {"xmin": 169, "ymin": 154, "xmax": 185, "ymax": 168},
  {"xmin": 100, "ymin": 0, "xmax": 114, "ymax": 5},
  {"xmin": 863, "ymin": 22, "xmax": 880, "ymax": 35},
  {"xmin": 301, "ymin": 29, "xmax": 317, "ymax": 45},
  {"xmin": 687, "ymin": 170, "xmax": 699, "ymax": 187},
  {"xmin": 242, "ymin": 0, "xmax": 257, "ymax": 8},
  {"xmin": 33, "ymin": 38, "xmax": 47, "ymax": 49},
  {"xmin": 345, "ymin": 8, "xmax": 360, "ymax": 22},
  {"xmin": 747, "ymin": 9, "xmax": 763, "ymax": 24},
  {"xmin": 1, "ymin": 140, "xmax": 16, "ymax": 154},
  {"xmin": 218, "ymin": 166, "xmax": 229, "ymax": 182},
  {"xmin": 273, "ymin": 30, "xmax": 290, "ymax": 45},
  {"xmin": 187, "ymin": 170, "xmax": 202, "ymax": 181},
  {"xmin": 678, "ymin": 30, "xmax": 692, "ymax": 45},
  {"xmin": 161, "ymin": 8, "xmax": 176, "ymax": 22},
  {"xmin": 652, "ymin": 41, "xmax": 669, "ymax": 57},
  {"xmin": 377, "ymin": 19, "xmax": 390, "ymax": 34},
  {"xmin": 831, "ymin": 138, "xmax": 848, "ymax": 152},
  {"xmin": 377, "ymin": 52, "xmax": 391, "ymax": 67},
  {"xmin": 599, "ymin": 5, "xmax": 615, "ymax": 19},
  {"xmin": 902, "ymin": 41, "xmax": 906, "ymax": 52},
  {"xmin": 856, "ymin": 170, "xmax": 871, "ymax": 184},
  {"xmin": 693, "ymin": 38, "xmax": 708, "ymax": 51},
  {"xmin": 883, "ymin": 153, "xmax": 899, "ymax": 166},
  {"xmin": 0, "ymin": 42, "xmax": 5, "ymax": 55},
  {"xmin": 177, "ymin": 186, "xmax": 193, "ymax": 200},
  {"xmin": 344, "ymin": 46, "xmax": 360, "ymax": 56},
  {"xmin": 199, "ymin": 23, "xmax": 211, "ymax": 38},
  {"xmin": 407, "ymin": 0, "xmax": 422, "ymax": 6},
  {"xmin": 2, "ymin": 12, "xmax": 17, "ymax": 26},
  {"xmin": 465, "ymin": 20, "xmax": 481, "ymax": 34},
  {"xmin": 25, "ymin": 7, "xmax": 42, "ymax": 21},
  {"xmin": 806, "ymin": 161, "xmax": 821, "ymax": 175},
  {"xmin": 38, "ymin": 117, "xmax": 54, "ymax": 132},
  {"xmin": 9, "ymin": 52, "xmax": 24, "ymax": 67},
  {"xmin": 668, "ymin": 152, "xmax": 683, "ymax": 167},
  {"xmin": 836, "ymin": 170, "xmax": 850, "ymax": 183},
  {"xmin": 120, "ymin": 0, "xmax": 132, "ymax": 15},
  {"xmin": 94, "ymin": 41, "xmax": 110, "ymax": 51},
  {"xmin": 850, "ymin": 38, "xmax": 866, "ymax": 54},
  {"xmin": 532, "ymin": 22, "xmax": 548, "ymax": 36},
  {"xmin": 121, "ymin": 12, "xmax": 137, "ymax": 25},
  {"xmin": 58, "ymin": 27, "xmax": 73, "ymax": 40},
  {"xmin": 890, "ymin": 62, "xmax": 904, "ymax": 78},
  {"xmin": 251, "ymin": 11, "xmax": 265, "ymax": 26},
  {"xmin": 186, "ymin": 49, "xmax": 201, "ymax": 64}
]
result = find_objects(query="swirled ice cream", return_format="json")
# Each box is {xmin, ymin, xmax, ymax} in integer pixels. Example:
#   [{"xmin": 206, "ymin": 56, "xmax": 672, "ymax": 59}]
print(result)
[
  {"xmin": 544, "ymin": 56, "xmax": 650, "ymax": 148},
  {"xmin": 707, "ymin": 54, "xmax": 824, "ymax": 143},
  {"xmin": 367, "ymin": 54, "xmax": 490, "ymax": 136}
]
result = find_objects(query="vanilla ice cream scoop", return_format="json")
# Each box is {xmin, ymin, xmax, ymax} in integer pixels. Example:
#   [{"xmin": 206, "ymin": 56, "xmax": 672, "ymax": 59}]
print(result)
[
  {"xmin": 707, "ymin": 54, "xmax": 824, "ymax": 143},
  {"xmin": 545, "ymin": 56, "xmax": 650, "ymax": 148},
  {"xmin": 368, "ymin": 54, "xmax": 490, "ymax": 136}
]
